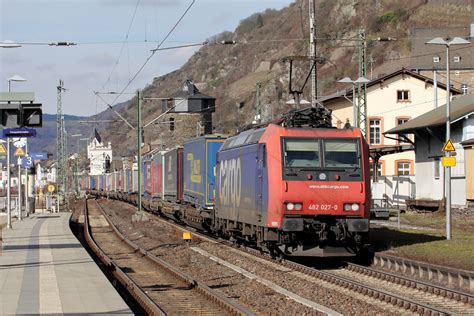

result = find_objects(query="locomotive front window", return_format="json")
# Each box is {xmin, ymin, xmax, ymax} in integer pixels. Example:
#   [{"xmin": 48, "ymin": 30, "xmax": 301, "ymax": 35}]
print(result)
[
  {"xmin": 283, "ymin": 139, "xmax": 320, "ymax": 167},
  {"xmin": 323, "ymin": 139, "xmax": 359, "ymax": 168}
]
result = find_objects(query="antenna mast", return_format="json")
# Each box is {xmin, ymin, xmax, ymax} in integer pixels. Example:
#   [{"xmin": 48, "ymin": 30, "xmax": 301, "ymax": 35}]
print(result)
[
  {"xmin": 309, "ymin": 0, "xmax": 317, "ymax": 107},
  {"xmin": 56, "ymin": 79, "xmax": 67, "ymax": 196}
]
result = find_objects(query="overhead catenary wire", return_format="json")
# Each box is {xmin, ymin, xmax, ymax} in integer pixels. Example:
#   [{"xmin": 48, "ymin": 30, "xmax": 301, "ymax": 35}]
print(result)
[
  {"xmin": 103, "ymin": 0, "xmax": 195, "ymax": 112},
  {"xmin": 100, "ymin": 0, "xmax": 142, "ymax": 91}
]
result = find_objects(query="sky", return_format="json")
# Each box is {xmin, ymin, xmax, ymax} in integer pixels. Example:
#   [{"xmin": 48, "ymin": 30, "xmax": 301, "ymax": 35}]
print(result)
[{"xmin": 0, "ymin": 0, "xmax": 293, "ymax": 116}]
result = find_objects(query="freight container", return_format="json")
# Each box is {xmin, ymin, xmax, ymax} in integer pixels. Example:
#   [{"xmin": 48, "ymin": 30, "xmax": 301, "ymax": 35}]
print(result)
[
  {"xmin": 163, "ymin": 147, "xmax": 183, "ymax": 202},
  {"xmin": 144, "ymin": 158, "xmax": 152, "ymax": 196},
  {"xmin": 183, "ymin": 135, "xmax": 226, "ymax": 209},
  {"xmin": 152, "ymin": 151, "xmax": 164, "ymax": 198},
  {"xmin": 132, "ymin": 167, "xmax": 138, "ymax": 193},
  {"xmin": 91, "ymin": 176, "xmax": 97, "ymax": 191}
]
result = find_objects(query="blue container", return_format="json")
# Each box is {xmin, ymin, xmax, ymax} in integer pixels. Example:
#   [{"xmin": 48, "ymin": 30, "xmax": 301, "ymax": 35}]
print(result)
[
  {"xmin": 183, "ymin": 135, "xmax": 226, "ymax": 209},
  {"xmin": 91, "ymin": 176, "xmax": 97, "ymax": 190},
  {"xmin": 126, "ymin": 169, "xmax": 132, "ymax": 194}
]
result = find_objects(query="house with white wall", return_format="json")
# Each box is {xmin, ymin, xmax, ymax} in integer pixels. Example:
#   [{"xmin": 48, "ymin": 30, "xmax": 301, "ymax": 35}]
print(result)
[
  {"xmin": 320, "ymin": 68, "xmax": 461, "ymax": 205},
  {"xmin": 386, "ymin": 94, "xmax": 474, "ymax": 207},
  {"xmin": 87, "ymin": 130, "xmax": 112, "ymax": 176}
]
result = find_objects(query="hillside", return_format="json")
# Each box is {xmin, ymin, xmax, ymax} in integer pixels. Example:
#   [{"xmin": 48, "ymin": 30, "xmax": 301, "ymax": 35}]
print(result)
[
  {"xmin": 96, "ymin": 0, "xmax": 473, "ymax": 157},
  {"xmin": 23, "ymin": 114, "xmax": 89, "ymax": 156}
]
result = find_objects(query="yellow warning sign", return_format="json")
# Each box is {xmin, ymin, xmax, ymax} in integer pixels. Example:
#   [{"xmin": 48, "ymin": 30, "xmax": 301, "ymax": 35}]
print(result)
[
  {"xmin": 442, "ymin": 157, "xmax": 456, "ymax": 167},
  {"xmin": 0, "ymin": 144, "xmax": 7, "ymax": 156},
  {"xmin": 14, "ymin": 147, "xmax": 25, "ymax": 157},
  {"xmin": 443, "ymin": 139, "xmax": 455, "ymax": 152},
  {"xmin": 48, "ymin": 184, "xmax": 55, "ymax": 193}
]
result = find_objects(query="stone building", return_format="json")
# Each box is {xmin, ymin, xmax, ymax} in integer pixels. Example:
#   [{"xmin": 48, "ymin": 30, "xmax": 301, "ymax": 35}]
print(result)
[{"xmin": 147, "ymin": 80, "xmax": 216, "ymax": 150}]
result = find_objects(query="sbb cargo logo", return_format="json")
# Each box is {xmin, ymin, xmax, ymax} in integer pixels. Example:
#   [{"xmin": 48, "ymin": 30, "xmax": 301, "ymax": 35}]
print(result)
[{"xmin": 219, "ymin": 158, "xmax": 241, "ymax": 208}]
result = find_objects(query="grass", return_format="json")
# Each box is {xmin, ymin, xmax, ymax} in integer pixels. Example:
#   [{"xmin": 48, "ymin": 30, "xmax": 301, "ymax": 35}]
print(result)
[{"xmin": 371, "ymin": 212, "xmax": 474, "ymax": 271}]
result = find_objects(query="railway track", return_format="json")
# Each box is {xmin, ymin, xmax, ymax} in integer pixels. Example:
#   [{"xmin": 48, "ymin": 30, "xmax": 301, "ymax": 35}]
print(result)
[
  {"xmin": 155, "ymin": 213, "xmax": 474, "ymax": 314},
  {"xmin": 90, "ymin": 194, "xmax": 474, "ymax": 315},
  {"xmin": 84, "ymin": 198, "xmax": 253, "ymax": 316},
  {"xmin": 237, "ymin": 245, "xmax": 474, "ymax": 315}
]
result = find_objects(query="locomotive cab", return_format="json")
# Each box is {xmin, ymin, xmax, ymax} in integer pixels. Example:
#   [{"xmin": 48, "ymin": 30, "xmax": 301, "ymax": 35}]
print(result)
[{"xmin": 278, "ymin": 134, "xmax": 370, "ymax": 256}]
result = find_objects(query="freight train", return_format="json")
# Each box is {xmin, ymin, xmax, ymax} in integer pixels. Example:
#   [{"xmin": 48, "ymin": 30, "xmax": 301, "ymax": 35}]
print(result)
[{"xmin": 85, "ymin": 108, "xmax": 371, "ymax": 257}]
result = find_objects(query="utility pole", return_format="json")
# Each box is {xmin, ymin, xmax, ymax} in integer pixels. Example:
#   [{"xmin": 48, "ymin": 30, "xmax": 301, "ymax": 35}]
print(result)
[
  {"xmin": 309, "ymin": 0, "xmax": 317, "ymax": 107},
  {"xmin": 254, "ymin": 82, "xmax": 262, "ymax": 124},
  {"xmin": 133, "ymin": 90, "xmax": 147, "ymax": 222},
  {"xmin": 357, "ymin": 29, "xmax": 368, "ymax": 137},
  {"xmin": 56, "ymin": 79, "xmax": 67, "ymax": 207}
]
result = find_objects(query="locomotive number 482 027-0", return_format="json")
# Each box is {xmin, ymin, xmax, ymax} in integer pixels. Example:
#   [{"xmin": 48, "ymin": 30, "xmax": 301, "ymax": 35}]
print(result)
[{"xmin": 308, "ymin": 204, "xmax": 338, "ymax": 211}]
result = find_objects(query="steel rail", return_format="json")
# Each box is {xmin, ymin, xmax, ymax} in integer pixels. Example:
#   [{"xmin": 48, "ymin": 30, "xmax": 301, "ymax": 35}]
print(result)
[
  {"xmin": 92, "ymin": 198, "xmax": 255, "ymax": 316},
  {"xmin": 89, "ymin": 191, "xmax": 470, "ymax": 315},
  {"xmin": 344, "ymin": 262, "xmax": 474, "ymax": 305},
  {"xmin": 83, "ymin": 199, "xmax": 166, "ymax": 315}
]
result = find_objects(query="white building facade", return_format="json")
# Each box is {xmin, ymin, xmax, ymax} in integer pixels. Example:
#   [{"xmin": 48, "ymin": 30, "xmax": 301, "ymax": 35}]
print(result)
[{"xmin": 87, "ymin": 138, "xmax": 112, "ymax": 176}]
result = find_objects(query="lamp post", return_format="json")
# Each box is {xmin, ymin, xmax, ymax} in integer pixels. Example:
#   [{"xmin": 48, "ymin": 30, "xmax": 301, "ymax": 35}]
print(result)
[
  {"xmin": 5, "ymin": 75, "xmax": 27, "ymax": 228},
  {"xmin": 7, "ymin": 75, "xmax": 27, "ymax": 92},
  {"xmin": 426, "ymin": 37, "xmax": 471, "ymax": 240},
  {"xmin": 337, "ymin": 76, "xmax": 370, "ymax": 128}
]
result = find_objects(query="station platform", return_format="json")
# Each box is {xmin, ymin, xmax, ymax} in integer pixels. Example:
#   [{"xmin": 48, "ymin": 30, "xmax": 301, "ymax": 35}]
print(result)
[{"xmin": 0, "ymin": 212, "xmax": 132, "ymax": 315}]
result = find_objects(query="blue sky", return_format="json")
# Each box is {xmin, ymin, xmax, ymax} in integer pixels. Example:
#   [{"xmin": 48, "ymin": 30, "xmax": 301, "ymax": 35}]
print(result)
[{"xmin": 0, "ymin": 0, "xmax": 293, "ymax": 116}]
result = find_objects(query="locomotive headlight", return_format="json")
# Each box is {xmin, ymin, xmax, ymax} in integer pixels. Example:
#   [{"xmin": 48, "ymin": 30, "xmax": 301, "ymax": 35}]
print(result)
[
  {"xmin": 344, "ymin": 203, "xmax": 351, "ymax": 211},
  {"xmin": 351, "ymin": 203, "xmax": 360, "ymax": 211},
  {"xmin": 294, "ymin": 203, "xmax": 303, "ymax": 211},
  {"xmin": 286, "ymin": 202, "xmax": 295, "ymax": 211}
]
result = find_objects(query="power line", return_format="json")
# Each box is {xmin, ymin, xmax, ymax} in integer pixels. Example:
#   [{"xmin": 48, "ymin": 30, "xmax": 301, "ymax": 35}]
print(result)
[
  {"xmin": 100, "ymin": 0, "xmax": 141, "ymax": 91},
  {"xmin": 104, "ymin": 0, "xmax": 195, "ymax": 111}
]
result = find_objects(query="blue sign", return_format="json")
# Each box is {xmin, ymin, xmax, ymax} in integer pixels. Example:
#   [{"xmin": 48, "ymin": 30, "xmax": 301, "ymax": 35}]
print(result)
[
  {"xmin": 21, "ymin": 155, "xmax": 34, "ymax": 168},
  {"xmin": 30, "ymin": 152, "xmax": 48, "ymax": 160},
  {"xmin": 3, "ymin": 128, "xmax": 37, "ymax": 138}
]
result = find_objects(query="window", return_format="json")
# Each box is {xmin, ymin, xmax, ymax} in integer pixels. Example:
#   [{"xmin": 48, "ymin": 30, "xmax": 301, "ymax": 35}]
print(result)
[
  {"xmin": 461, "ymin": 84, "xmax": 468, "ymax": 95},
  {"xmin": 397, "ymin": 90, "xmax": 410, "ymax": 102},
  {"xmin": 283, "ymin": 139, "xmax": 320, "ymax": 168},
  {"xmin": 396, "ymin": 161, "xmax": 411, "ymax": 176},
  {"xmin": 370, "ymin": 163, "xmax": 382, "ymax": 177},
  {"xmin": 453, "ymin": 55, "xmax": 461, "ymax": 63},
  {"xmin": 433, "ymin": 56, "xmax": 440, "ymax": 63},
  {"xmin": 169, "ymin": 117, "xmax": 175, "ymax": 131},
  {"xmin": 369, "ymin": 119, "xmax": 381, "ymax": 145},
  {"xmin": 396, "ymin": 117, "xmax": 410, "ymax": 144},
  {"xmin": 323, "ymin": 139, "xmax": 359, "ymax": 168}
]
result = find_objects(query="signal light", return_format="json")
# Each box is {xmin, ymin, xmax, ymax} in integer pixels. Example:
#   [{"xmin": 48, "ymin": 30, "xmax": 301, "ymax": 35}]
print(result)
[
  {"xmin": 22, "ymin": 104, "xmax": 42, "ymax": 127},
  {"xmin": 0, "ymin": 103, "xmax": 42, "ymax": 127}
]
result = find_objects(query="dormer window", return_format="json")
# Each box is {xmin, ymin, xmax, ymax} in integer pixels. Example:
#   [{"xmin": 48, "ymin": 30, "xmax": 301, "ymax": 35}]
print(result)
[
  {"xmin": 453, "ymin": 55, "xmax": 461, "ymax": 63},
  {"xmin": 433, "ymin": 56, "xmax": 440, "ymax": 63}
]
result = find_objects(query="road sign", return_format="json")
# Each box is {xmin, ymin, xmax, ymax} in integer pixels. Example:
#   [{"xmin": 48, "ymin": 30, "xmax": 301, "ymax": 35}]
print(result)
[
  {"xmin": 2, "ymin": 128, "xmax": 36, "ymax": 138},
  {"xmin": 21, "ymin": 155, "xmax": 33, "ymax": 168},
  {"xmin": 443, "ymin": 139, "xmax": 455, "ymax": 152},
  {"xmin": 30, "ymin": 152, "xmax": 48, "ymax": 160},
  {"xmin": 14, "ymin": 147, "xmax": 25, "ymax": 157},
  {"xmin": 442, "ymin": 157, "xmax": 456, "ymax": 167},
  {"xmin": 0, "ymin": 143, "xmax": 6, "ymax": 155},
  {"xmin": 48, "ymin": 184, "xmax": 55, "ymax": 193}
]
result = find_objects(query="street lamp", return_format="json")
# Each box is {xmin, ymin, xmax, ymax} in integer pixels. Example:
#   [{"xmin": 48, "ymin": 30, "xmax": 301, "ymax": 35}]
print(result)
[
  {"xmin": 337, "ymin": 76, "xmax": 370, "ymax": 128},
  {"xmin": 425, "ymin": 37, "xmax": 470, "ymax": 241},
  {"xmin": 0, "ymin": 40, "xmax": 22, "ymax": 48},
  {"xmin": 4, "ymin": 75, "xmax": 27, "ymax": 228},
  {"xmin": 7, "ymin": 75, "xmax": 27, "ymax": 92}
]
